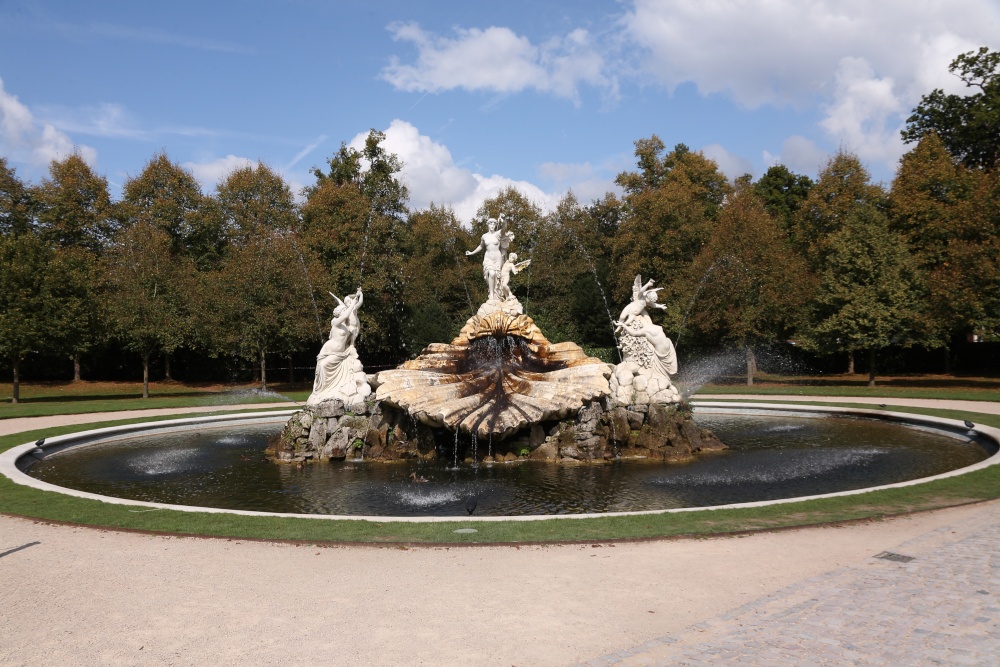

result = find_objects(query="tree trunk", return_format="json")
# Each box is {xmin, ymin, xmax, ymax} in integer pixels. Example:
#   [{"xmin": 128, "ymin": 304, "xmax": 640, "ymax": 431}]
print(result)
[
  {"xmin": 287, "ymin": 354, "xmax": 294, "ymax": 383},
  {"xmin": 943, "ymin": 345, "xmax": 951, "ymax": 374},
  {"xmin": 260, "ymin": 349, "xmax": 267, "ymax": 391},
  {"xmin": 868, "ymin": 349, "xmax": 877, "ymax": 388},
  {"xmin": 164, "ymin": 353, "xmax": 172, "ymax": 381},
  {"xmin": 847, "ymin": 350, "xmax": 855, "ymax": 374},
  {"xmin": 73, "ymin": 353, "xmax": 81, "ymax": 382},
  {"xmin": 745, "ymin": 345, "xmax": 756, "ymax": 387},
  {"xmin": 12, "ymin": 357, "xmax": 20, "ymax": 404},
  {"xmin": 142, "ymin": 353, "xmax": 150, "ymax": 399}
]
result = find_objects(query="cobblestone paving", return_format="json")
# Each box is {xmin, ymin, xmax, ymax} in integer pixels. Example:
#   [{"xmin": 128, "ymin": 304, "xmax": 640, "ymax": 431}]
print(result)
[{"xmin": 580, "ymin": 515, "xmax": 1000, "ymax": 666}]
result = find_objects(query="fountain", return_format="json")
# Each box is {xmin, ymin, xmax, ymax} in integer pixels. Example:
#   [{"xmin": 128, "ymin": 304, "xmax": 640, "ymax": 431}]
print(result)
[
  {"xmin": 270, "ymin": 217, "xmax": 725, "ymax": 465},
  {"xmin": 6, "ymin": 210, "xmax": 999, "ymax": 519}
]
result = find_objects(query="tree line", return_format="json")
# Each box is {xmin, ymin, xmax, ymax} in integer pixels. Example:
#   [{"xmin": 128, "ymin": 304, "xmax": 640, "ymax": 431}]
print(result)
[{"xmin": 1, "ymin": 47, "xmax": 997, "ymax": 400}]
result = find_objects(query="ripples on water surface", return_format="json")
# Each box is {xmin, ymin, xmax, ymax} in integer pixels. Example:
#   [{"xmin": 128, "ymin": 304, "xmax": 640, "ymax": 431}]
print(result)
[{"xmin": 28, "ymin": 414, "xmax": 990, "ymax": 516}]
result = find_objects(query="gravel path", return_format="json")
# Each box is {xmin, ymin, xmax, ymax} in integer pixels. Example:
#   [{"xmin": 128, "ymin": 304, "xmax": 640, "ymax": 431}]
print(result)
[{"xmin": 1, "ymin": 398, "xmax": 998, "ymax": 665}]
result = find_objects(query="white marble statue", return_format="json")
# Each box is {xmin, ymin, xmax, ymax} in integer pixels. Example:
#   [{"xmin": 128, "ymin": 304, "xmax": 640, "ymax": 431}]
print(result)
[
  {"xmin": 611, "ymin": 275, "xmax": 680, "ymax": 405},
  {"xmin": 306, "ymin": 288, "xmax": 372, "ymax": 406},
  {"xmin": 466, "ymin": 214, "xmax": 515, "ymax": 304},
  {"xmin": 496, "ymin": 252, "xmax": 531, "ymax": 302}
]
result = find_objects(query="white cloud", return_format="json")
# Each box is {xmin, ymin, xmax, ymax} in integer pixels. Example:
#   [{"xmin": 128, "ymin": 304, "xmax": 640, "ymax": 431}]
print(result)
[
  {"xmin": 763, "ymin": 136, "xmax": 828, "ymax": 178},
  {"xmin": 183, "ymin": 154, "xmax": 255, "ymax": 191},
  {"xmin": 37, "ymin": 102, "xmax": 152, "ymax": 140},
  {"xmin": 538, "ymin": 160, "xmax": 620, "ymax": 204},
  {"xmin": 700, "ymin": 144, "xmax": 754, "ymax": 181},
  {"xmin": 0, "ymin": 77, "xmax": 96, "ymax": 168},
  {"xmin": 381, "ymin": 23, "xmax": 617, "ymax": 105},
  {"xmin": 621, "ymin": 0, "xmax": 999, "ymax": 175},
  {"xmin": 348, "ymin": 119, "xmax": 575, "ymax": 224},
  {"xmin": 622, "ymin": 0, "xmax": 997, "ymax": 108},
  {"xmin": 819, "ymin": 57, "xmax": 905, "ymax": 172}
]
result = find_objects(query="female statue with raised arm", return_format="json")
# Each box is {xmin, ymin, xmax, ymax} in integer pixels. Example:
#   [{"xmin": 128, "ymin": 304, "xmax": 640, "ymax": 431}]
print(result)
[
  {"xmin": 306, "ymin": 287, "xmax": 372, "ymax": 405},
  {"xmin": 466, "ymin": 214, "xmax": 514, "ymax": 302}
]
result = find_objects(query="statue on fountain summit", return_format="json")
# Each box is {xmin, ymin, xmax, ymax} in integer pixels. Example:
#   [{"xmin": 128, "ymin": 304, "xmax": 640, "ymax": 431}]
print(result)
[
  {"xmin": 306, "ymin": 287, "xmax": 372, "ymax": 406},
  {"xmin": 611, "ymin": 275, "xmax": 681, "ymax": 405},
  {"xmin": 466, "ymin": 214, "xmax": 529, "ymax": 316}
]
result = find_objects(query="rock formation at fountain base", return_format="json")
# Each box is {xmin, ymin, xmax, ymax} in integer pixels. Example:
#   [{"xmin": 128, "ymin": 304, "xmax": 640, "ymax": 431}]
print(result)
[{"xmin": 270, "ymin": 397, "xmax": 725, "ymax": 465}]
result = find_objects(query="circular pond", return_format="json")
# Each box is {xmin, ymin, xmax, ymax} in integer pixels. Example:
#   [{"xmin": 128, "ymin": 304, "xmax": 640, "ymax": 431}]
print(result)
[{"xmin": 22, "ymin": 409, "xmax": 994, "ymax": 517}]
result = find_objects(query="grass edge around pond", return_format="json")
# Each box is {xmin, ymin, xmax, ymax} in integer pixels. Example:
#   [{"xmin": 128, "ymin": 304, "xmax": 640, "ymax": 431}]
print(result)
[{"xmin": 2, "ymin": 405, "xmax": 999, "ymax": 545}]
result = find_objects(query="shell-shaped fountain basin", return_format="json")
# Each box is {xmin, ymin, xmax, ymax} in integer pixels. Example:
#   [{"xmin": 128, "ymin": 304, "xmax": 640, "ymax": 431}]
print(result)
[{"xmin": 375, "ymin": 311, "xmax": 612, "ymax": 440}]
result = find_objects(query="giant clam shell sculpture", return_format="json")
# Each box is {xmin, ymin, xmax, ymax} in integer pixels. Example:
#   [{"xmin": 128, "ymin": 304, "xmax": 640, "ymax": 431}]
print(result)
[{"xmin": 375, "ymin": 312, "xmax": 612, "ymax": 439}]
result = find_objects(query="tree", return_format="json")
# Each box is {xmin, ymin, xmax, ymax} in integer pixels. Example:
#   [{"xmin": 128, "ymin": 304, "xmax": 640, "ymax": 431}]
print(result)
[
  {"xmin": 34, "ymin": 154, "xmax": 115, "ymax": 252},
  {"xmin": 753, "ymin": 164, "xmax": 813, "ymax": 233},
  {"xmin": 889, "ymin": 133, "xmax": 986, "ymax": 359},
  {"xmin": 102, "ymin": 222, "xmax": 193, "ymax": 398},
  {"xmin": 524, "ymin": 191, "xmax": 621, "ymax": 349},
  {"xmin": 0, "ymin": 158, "xmax": 36, "ymax": 237},
  {"xmin": 0, "ymin": 231, "xmax": 50, "ymax": 403},
  {"xmin": 610, "ymin": 138, "xmax": 730, "ymax": 333},
  {"xmin": 791, "ymin": 151, "xmax": 887, "ymax": 264},
  {"xmin": 33, "ymin": 155, "xmax": 114, "ymax": 379},
  {"xmin": 903, "ymin": 47, "xmax": 1000, "ymax": 170},
  {"xmin": 800, "ymin": 205, "xmax": 921, "ymax": 387},
  {"xmin": 210, "ymin": 164, "xmax": 315, "ymax": 388},
  {"xmin": 792, "ymin": 151, "xmax": 888, "ymax": 372},
  {"xmin": 302, "ymin": 130, "xmax": 410, "ymax": 365},
  {"xmin": 215, "ymin": 162, "xmax": 298, "ymax": 241},
  {"xmin": 121, "ymin": 152, "xmax": 224, "ymax": 269},
  {"xmin": 685, "ymin": 177, "xmax": 814, "ymax": 385},
  {"xmin": 403, "ymin": 205, "xmax": 475, "ymax": 351},
  {"xmin": 210, "ymin": 231, "xmax": 315, "ymax": 389}
]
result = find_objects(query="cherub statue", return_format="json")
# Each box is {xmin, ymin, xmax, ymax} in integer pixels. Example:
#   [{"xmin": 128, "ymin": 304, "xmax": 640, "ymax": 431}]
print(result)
[
  {"xmin": 465, "ymin": 214, "xmax": 515, "ymax": 302},
  {"xmin": 610, "ymin": 274, "xmax": 679, "ymax": 404},
  {"xmin": 615, "ymin": 275, "xmax": 667, "ymax": 334},
  {"xmin": 496, "ymin": 252, "xmax": 531, "ymax": 302}
]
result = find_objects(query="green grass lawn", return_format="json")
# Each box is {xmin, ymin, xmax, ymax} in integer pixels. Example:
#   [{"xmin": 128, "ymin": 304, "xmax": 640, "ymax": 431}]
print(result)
[
  {"xmin": 0, "ymin": 381, "xmax": 312, "ymax": 419},
  {"xmin": 1, "ymin": 403, "xmax": 998, "ymax": 544}
]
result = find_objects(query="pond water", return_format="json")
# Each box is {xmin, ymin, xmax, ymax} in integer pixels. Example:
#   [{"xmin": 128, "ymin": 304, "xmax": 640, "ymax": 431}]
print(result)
[{"xmin": 26, "ymin": 413, "xmax": 991, "ymax": 516}]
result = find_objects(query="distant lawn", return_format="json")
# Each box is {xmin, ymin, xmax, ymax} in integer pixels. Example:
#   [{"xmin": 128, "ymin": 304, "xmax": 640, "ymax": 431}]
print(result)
[
  {"xmin": 1, "ymin": 375, "xmax": 997, "ymax": 421},
  {"xmin": 1, "ymin": 403, "xmax": 999, "ymax": 544},
  {"xmin": 695, "ymin": 373, "xmax": 1000, "ymax": 402},
  {"xmin": 0, "ymin": 381, "xmax": 311, "ymax": 419}
]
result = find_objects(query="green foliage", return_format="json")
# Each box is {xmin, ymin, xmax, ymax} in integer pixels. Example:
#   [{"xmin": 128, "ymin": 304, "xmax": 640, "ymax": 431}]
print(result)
[
  {"xmin": 34, "ymin": 154, "xmax": 115, "ymax": 252},
  {"xmin": 903, "ymin": 47, "xmax": 1000, "ymax": 170},
  {"xmin": 799, "ymin": 205, "xmax": 922, "ymax": 378},
  {"xmin": 302, "ymin": 130, "xmax": 410, "ymax": 363},
  {"xmin": 32, "ymin": 155, "xmax": 115, "ymax": 373},
  {"xmin": 102, "ymin": 222, "xmax": 194, "ymax": 396},
  {"xmin": 684, "ymin": 180, "xmax": 814, "ymax": 350},
  {"xmin": 611, "ymin": 137, "xmax": 730, "ymax": 331},
  {"xmin": 791, "ymin": 151, "xmax": 887, "ymax": 265},
  {"xmin": 215, "ymin": 162, "xmax": 298, "ymax": 240},
  {"xmin": 209, "ymin": 165, "xmax": 315, "ymax": 387},
  {"xmin": 0, "ymin": 232, "xmax": 51, "ymax": 385},
  {"xmin": 0, "ymin": 157, "xmax": 34, "ymax": 237},
  {"xmin": 753, "ymin": 164, "xmax": 813, "ymax": 232},
  {"xmin": 402, "ymin": 204, "xmax": 475, "ymax": 351},
  {"xmin": 120, "ymin": 152, "xmax": 223, "ymax": 269}
]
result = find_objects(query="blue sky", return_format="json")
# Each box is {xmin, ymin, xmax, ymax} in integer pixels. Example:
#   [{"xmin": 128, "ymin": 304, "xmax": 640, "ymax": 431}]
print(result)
[{"xmin": 1, "ymin": 0, "xmax": 997, "ymax": 223}]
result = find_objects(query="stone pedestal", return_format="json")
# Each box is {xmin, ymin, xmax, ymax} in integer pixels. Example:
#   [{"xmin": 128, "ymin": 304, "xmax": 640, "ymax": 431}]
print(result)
[{"xmin": 270, "ymin": 397, "xmax": 725, "ymax": 465}]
